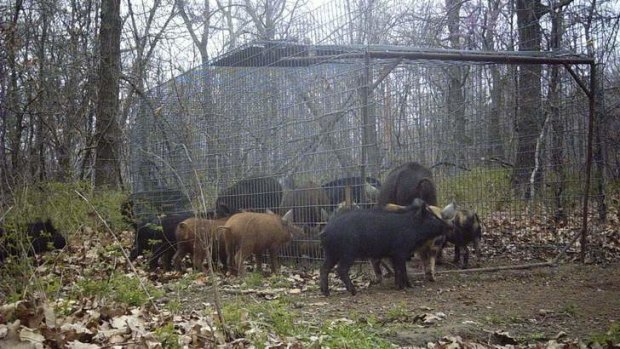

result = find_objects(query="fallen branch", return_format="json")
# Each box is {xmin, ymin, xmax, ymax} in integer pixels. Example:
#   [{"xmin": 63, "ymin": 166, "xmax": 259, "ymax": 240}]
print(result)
[{"xmin": 408, "ymin": 261, "xmax": 556, "ymax": 277}]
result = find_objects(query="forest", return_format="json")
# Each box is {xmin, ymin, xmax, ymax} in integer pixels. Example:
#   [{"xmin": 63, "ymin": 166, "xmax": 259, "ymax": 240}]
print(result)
[{"xmin": 1, "ymin": 0, "xmax": 619, "ymax": 347}]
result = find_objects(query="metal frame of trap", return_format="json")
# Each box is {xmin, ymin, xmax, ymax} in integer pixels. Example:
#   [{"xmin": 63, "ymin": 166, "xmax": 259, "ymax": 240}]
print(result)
[{"xmin": 274, "ymin": 44, "xmax": 599, "ymax": 273}]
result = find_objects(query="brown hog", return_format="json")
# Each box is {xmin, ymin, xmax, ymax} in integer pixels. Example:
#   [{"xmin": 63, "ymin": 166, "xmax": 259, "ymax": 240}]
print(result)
[
  {"xmin": 280, "ymin": 182, "xmax": 330, "ymax": 227},
  {"xmin": 222, "ymin": 209, "xmax": 300, "ymax": 276},
  {"xmin": 442, "ymin": 206, "xmax": 482, "ymax": 269},
  {"xmin": 377, "ymin": 162, "xmax": 437, "ymax": 208},
  {"xmin": 173, "ymin": 217, "xmax": 229, "ymax": 273}
]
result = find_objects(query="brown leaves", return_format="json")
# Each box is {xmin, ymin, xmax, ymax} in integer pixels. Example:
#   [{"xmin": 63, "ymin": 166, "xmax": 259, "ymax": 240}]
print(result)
[{"xmin": 482, "ymin": 202, "xmax": 620, "ymax": 263}]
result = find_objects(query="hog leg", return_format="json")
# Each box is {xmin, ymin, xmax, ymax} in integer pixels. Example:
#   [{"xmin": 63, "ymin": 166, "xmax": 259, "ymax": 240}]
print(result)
[
  {"xmin": 268, "ymin": 248, "xmax": 280, "ymax": 274},
  {"xmin": 419, "ymin": 248, "xmax": 437, "ymax": 282},
  {"xmin": 172, "ymin": 246, "xmax": 186, "ymax": 272},
  {"xmin": 462, "ymin": 245, "xmax": 470, "ymax": 269},
  {"xmin": 369, "ymin": 258, "xmax": 383, "ymax": 284},
  {"xmin": 193, "ymin": 243, "xmax": 207, "ymax": 273},
  {"xmin": 320, "ymin": 255, "xmax": 338, "ymax": 296},
  {"xmin": 234, "ymin": 249, "xmax": 246, "ymax": 276},
  {"xmin": 427, "ymin": 252, "xmax": 437, "ymax": 281},
  {"xmin": 336, "ymin": 258, "xmax": 356, "ymax": 296},
  {"xmin": 391, "ymin": 255, "xmax": 409, "ymax": 289},
  {"xmin": 436, "ymin": 244, "xmax": 445, "ymax": 265},
  {"xmin": 148, "ymin": 242, "xmax": 164, "ymax": 270}
]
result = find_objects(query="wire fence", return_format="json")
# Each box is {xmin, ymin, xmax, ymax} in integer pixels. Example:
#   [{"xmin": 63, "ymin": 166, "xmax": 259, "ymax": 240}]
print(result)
[{"xmin": 129, "ymin": 0, "xmax": 607, "ymax": 265}]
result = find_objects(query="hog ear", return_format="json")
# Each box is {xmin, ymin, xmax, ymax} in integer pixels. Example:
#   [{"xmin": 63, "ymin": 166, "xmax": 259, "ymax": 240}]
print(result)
[
  {"xmin": 441, "ymin": 203, "xmax": 457, "ymax": 221},
  {"xmin": 282, "ymin": 209, "xmax": 294, "ymax": 223},
  {"xmin": 179, "ymin": 222, "xmax": 187, "ymax": 229}
]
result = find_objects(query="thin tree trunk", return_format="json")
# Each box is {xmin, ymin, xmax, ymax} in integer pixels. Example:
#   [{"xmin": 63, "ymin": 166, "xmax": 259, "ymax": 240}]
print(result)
[
  {"xmin": 446, "ymin": 0, "xmax": 466, "ymax": 166},
  {"xmin": 484, "ymin": 0, "xmax": 505, "ymax": 159},
  {"xmin": 94, "ymin": 0, "xmax": 122, "ymax": 188},
  {"xmin": 549, "ymin": 9, "xmax": 566, "ymax": 222}
]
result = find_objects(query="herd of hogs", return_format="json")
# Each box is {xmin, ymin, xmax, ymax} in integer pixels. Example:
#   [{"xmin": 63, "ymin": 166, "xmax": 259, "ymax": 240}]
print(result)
[{"xmin": 0, "ymin": 162, "xmax": 483, "ymax": 296}]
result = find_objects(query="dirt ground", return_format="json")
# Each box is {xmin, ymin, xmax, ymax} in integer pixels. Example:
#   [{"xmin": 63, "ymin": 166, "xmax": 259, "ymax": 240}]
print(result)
[
  {"xmin": 204, "ymin": 258, "xmax": 620, "ymax": 347},
  {"xmin": 299, "ymin": 262, "xmax": 619, "ymax": 345}
]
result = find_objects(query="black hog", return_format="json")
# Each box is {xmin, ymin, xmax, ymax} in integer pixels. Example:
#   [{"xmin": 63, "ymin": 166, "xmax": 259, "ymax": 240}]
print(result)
[
  {"xmin": 130, "ymin": 212, "xmax": 194, "ymax": 270},
  {"xmin": 319, "ymin": 199, "xmax": 452, "ymax": 296},
  {"xmin": 443, "ymin": 207, "xmax": 482, "ymax": 269},
  {"xmin": 280, "ymin": 182, "xmax": 330, "ymax": 227},
  {"xmin": 322, "ymin": 176, "xmax": 381, "ymax": 210},
  {"xmin": 376, "ymin": 162, "xmax": 440, "ymax": 281},
  {"xmin": 377, "ymin": 162, "xmax": 437, "ymax": 207},
  {"xmin": 0, "ymin": 219, "xmax": 66, "ymax": 262},
  {"xmin": 215, "ymin": 177, "xmax": 283, "ymax": 218},
  {"xmin": 380, "ymin": 203, "xmax": 455, "ymax": 282}
]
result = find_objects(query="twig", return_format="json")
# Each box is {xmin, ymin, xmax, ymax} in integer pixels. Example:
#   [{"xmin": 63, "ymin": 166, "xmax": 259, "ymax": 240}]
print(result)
[
  {"xmin": 408, "ymin": 261, "xmax": 556, "ymax": 277},
  {"xmin": 0, "ymin": 206, "xmax": 13, "ymax": 221},
  {"xmin": 74, "ymin": 190, "xmax": 160, "ymax": 312},
  {"xmin": 191, "ymin": 168, "xmax": 232, "ymax": 341}
]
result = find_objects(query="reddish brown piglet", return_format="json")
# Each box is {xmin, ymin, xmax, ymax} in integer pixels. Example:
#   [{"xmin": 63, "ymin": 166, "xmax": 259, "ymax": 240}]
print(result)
[{"xmin": 221, "ymin": 210, "xmax": 301, "ymax": 276}]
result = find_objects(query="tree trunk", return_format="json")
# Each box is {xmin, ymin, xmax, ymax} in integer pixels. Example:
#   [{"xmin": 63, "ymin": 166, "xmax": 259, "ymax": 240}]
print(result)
[
  {"xmin": 484, "ymin": 0, "xmax": 505, "ymax": 159},
  {"xmin": 548, "ymin": 9, "xmax": 566, "ymax": 221},
  {"xmin": 512, "ymin": 0, "xmax": 543, "ymax": 199},
  {"xmin": 94, "ymin": 0, "xmax": 122, "ymax": 189},
  {"xmin": 446, "ymin": 0, "xmax": 466, "ymax": 165}
]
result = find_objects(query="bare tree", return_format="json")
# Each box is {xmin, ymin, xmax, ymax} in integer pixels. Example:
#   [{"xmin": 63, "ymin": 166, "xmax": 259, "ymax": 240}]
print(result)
[
  {"xmin": 483, "ymin": 0, "xmax": 506, "ymax": 159},
  {"xmin": 512, "ymin": 0, "xmax": 573, "ymax": 198},
  {"xmin": 95, "ymin": 0, "xmax": 122, "ymax": 188},
  {"xmin": 445, "ymin": 0, "xmax": 467, "ymax": 166}
]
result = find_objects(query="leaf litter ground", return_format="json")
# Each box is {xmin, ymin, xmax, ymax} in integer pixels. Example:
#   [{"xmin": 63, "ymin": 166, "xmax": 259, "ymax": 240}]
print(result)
[{"xmin": 1, "ymin": 209, "xmax": 619, "ymax": 348}]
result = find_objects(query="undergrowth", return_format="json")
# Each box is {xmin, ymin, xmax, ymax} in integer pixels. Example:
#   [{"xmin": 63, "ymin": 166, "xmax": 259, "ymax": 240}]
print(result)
[{"xmin": 0, "ymin": 181, "xmax": 131, "ymax": 303}]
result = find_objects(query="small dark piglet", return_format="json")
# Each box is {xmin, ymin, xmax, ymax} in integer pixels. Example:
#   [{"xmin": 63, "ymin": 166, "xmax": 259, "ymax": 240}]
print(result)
[
  {"xmin": 130, "ymin": 212, "xmax": 194, "ymax": 270},
  {"xmin": 0, "ymin": 219, "xmax": 66, "ymax": 262}
]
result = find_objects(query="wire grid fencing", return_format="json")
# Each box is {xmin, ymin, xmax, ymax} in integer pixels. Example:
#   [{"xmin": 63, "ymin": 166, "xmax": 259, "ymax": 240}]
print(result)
[{"xmin": 128, "ymin": 0, "xmax": 607, "ymax": 266}]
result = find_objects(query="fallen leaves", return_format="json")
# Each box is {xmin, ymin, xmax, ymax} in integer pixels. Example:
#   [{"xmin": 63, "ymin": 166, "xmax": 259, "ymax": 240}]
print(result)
[{"xmin": 1, "ymin": 200, "xmax": 619, "ymax": 348}]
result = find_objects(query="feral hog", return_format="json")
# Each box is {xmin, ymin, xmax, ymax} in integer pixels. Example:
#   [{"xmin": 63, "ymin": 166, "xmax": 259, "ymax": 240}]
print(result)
[
  {"xmin": 0, "ymin": 219, "xmax": 66, "ymax": 262},
  {"xmin": 376, "ymin": 162, "xmax": 439, "ymax": 281},
  {"xmin": 322, "ymin": 176, "xmax": 381, "ymax": 210},
  {"xmin": 443, "ymin": 207, "xmax": 482, "ymax": 269},
  {"xmin": 319, "ymin": 199, "xmax": 452, "ymax": 296},
  {"xmin": 222, "ymin": 210, "xmax": 300, "ymax": 276},
  {"xmin": 215, "ymin": 177, "xmax": 283, "ymax": 218},
  {"xmin": 130, "ymin": 212, "xmax": 194, "ymax": 270},
  {"xmin": 173, "ymin": 217, "xmax": 229, "ymax": 273},
  {"xmin": 280, "ymin": 182, "xmax": 330, "ymax": 227},
  {"xmin": 377, "ymin": 162, "xmax": 437, "ymax": 207},
  {"xmin": 381, "ymin": 202, "xmax": 455, "ymax": 282}
]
